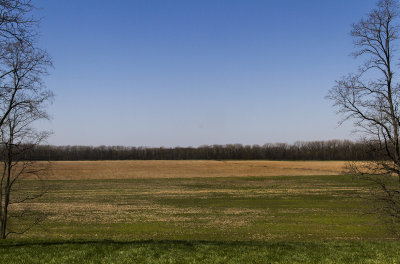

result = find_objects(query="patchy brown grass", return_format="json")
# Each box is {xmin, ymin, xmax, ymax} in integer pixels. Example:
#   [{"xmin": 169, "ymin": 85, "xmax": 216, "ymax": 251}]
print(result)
[
  {"xmin": 9, "ymin": 164, "xmax": 390, "ymax": 241},
  {"xmin": 46, "ymin": 160, "xmax": 347, "ymax": 180}
]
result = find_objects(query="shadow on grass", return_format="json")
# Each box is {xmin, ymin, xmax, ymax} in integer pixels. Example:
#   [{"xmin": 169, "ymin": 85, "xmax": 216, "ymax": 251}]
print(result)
[{"xmin": 0, "ymin": 239, "xmax": 323, "ymax": 248}]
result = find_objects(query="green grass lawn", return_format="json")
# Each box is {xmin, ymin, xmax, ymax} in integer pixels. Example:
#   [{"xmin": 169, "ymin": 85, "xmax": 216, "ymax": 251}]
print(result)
[
  {"xmin": 1, "ymin": 174, "xmax": 400, "ymax": 263},
  {"xmin": 0, "ymin": 240, "xmax": 399, "ymax": 263}
]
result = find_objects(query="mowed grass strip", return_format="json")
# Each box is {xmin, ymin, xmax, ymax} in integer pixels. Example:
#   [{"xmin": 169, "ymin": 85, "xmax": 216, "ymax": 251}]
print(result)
[{"xmin": 0, "ymin": 240, "xmax": 399, "ymax": 264}]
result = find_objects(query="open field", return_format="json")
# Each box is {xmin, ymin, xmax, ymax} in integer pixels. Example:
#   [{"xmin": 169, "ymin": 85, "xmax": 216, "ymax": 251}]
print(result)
[
  {"xmin": 47, "ymin": 160, "xmax": 347, "ymax": 179},
  {"xmin": 2, "ymin": 160, "xmax": 400, "ymax": 263}
]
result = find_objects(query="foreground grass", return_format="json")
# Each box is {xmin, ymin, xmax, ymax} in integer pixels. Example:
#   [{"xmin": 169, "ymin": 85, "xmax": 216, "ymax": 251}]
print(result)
[{"xmin": 1, "ymin": 240, "xmax": 399, "ymax": 264}]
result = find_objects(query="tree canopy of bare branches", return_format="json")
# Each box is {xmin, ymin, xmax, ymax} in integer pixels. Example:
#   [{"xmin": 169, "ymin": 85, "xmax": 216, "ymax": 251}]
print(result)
[{"xmin": 0, "ymin": 1, "xmax": 35, "ymax": 44}]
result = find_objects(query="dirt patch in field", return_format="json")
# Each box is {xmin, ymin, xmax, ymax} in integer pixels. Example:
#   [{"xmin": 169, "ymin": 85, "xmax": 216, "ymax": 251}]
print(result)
[{"xmin": 46, "ymin": 160, "xmax": 348, "ymax": 180}]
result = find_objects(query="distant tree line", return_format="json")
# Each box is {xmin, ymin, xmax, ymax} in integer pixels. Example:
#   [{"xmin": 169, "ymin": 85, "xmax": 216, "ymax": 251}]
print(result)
[{"xmin": 22, "ymin": 140, "xmax": 381, "ymax": 161}]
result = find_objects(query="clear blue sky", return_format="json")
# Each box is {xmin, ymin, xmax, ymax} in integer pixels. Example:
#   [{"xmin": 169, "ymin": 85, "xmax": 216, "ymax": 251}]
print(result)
[{"xmin": 35, "ymin": 0, "xmax": 377, "ymax": 147}]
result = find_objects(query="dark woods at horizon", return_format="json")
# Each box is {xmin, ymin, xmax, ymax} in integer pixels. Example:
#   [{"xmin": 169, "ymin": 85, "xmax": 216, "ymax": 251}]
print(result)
[{"xmin": 22, "ymin": 140, "xmax": 380, "ymax": 161}]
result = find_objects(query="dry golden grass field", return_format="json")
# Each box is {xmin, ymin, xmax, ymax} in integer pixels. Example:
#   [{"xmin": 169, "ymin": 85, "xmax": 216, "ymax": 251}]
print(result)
[{"xmin": 47, "ymin": 160, "xmax": 347, "ymax": 180}]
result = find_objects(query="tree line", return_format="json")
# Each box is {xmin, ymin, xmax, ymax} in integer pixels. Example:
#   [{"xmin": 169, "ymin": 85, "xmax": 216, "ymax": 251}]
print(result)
[{"xmin": 27, "ymin": 140, "xmax": 378, "ymax": 161}]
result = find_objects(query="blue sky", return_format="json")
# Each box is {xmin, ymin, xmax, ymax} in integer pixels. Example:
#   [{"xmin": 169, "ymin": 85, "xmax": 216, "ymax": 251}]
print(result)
[{"xmin": 36, "ymin": 0, "xmax": 377, "ymax": 147}]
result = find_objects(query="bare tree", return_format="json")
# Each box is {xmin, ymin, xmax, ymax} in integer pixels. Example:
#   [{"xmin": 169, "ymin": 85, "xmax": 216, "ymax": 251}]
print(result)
[
  {"xmin": 0, "ymin": 0, "xmax": 39, "ymax": 129},
  {"xmin": 0, "ymin": 41, "xmax": 52, "ymax": 239},
  {"xmin": 327, "ymin": 0, "xmax": 400, "ymax": 232}
]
